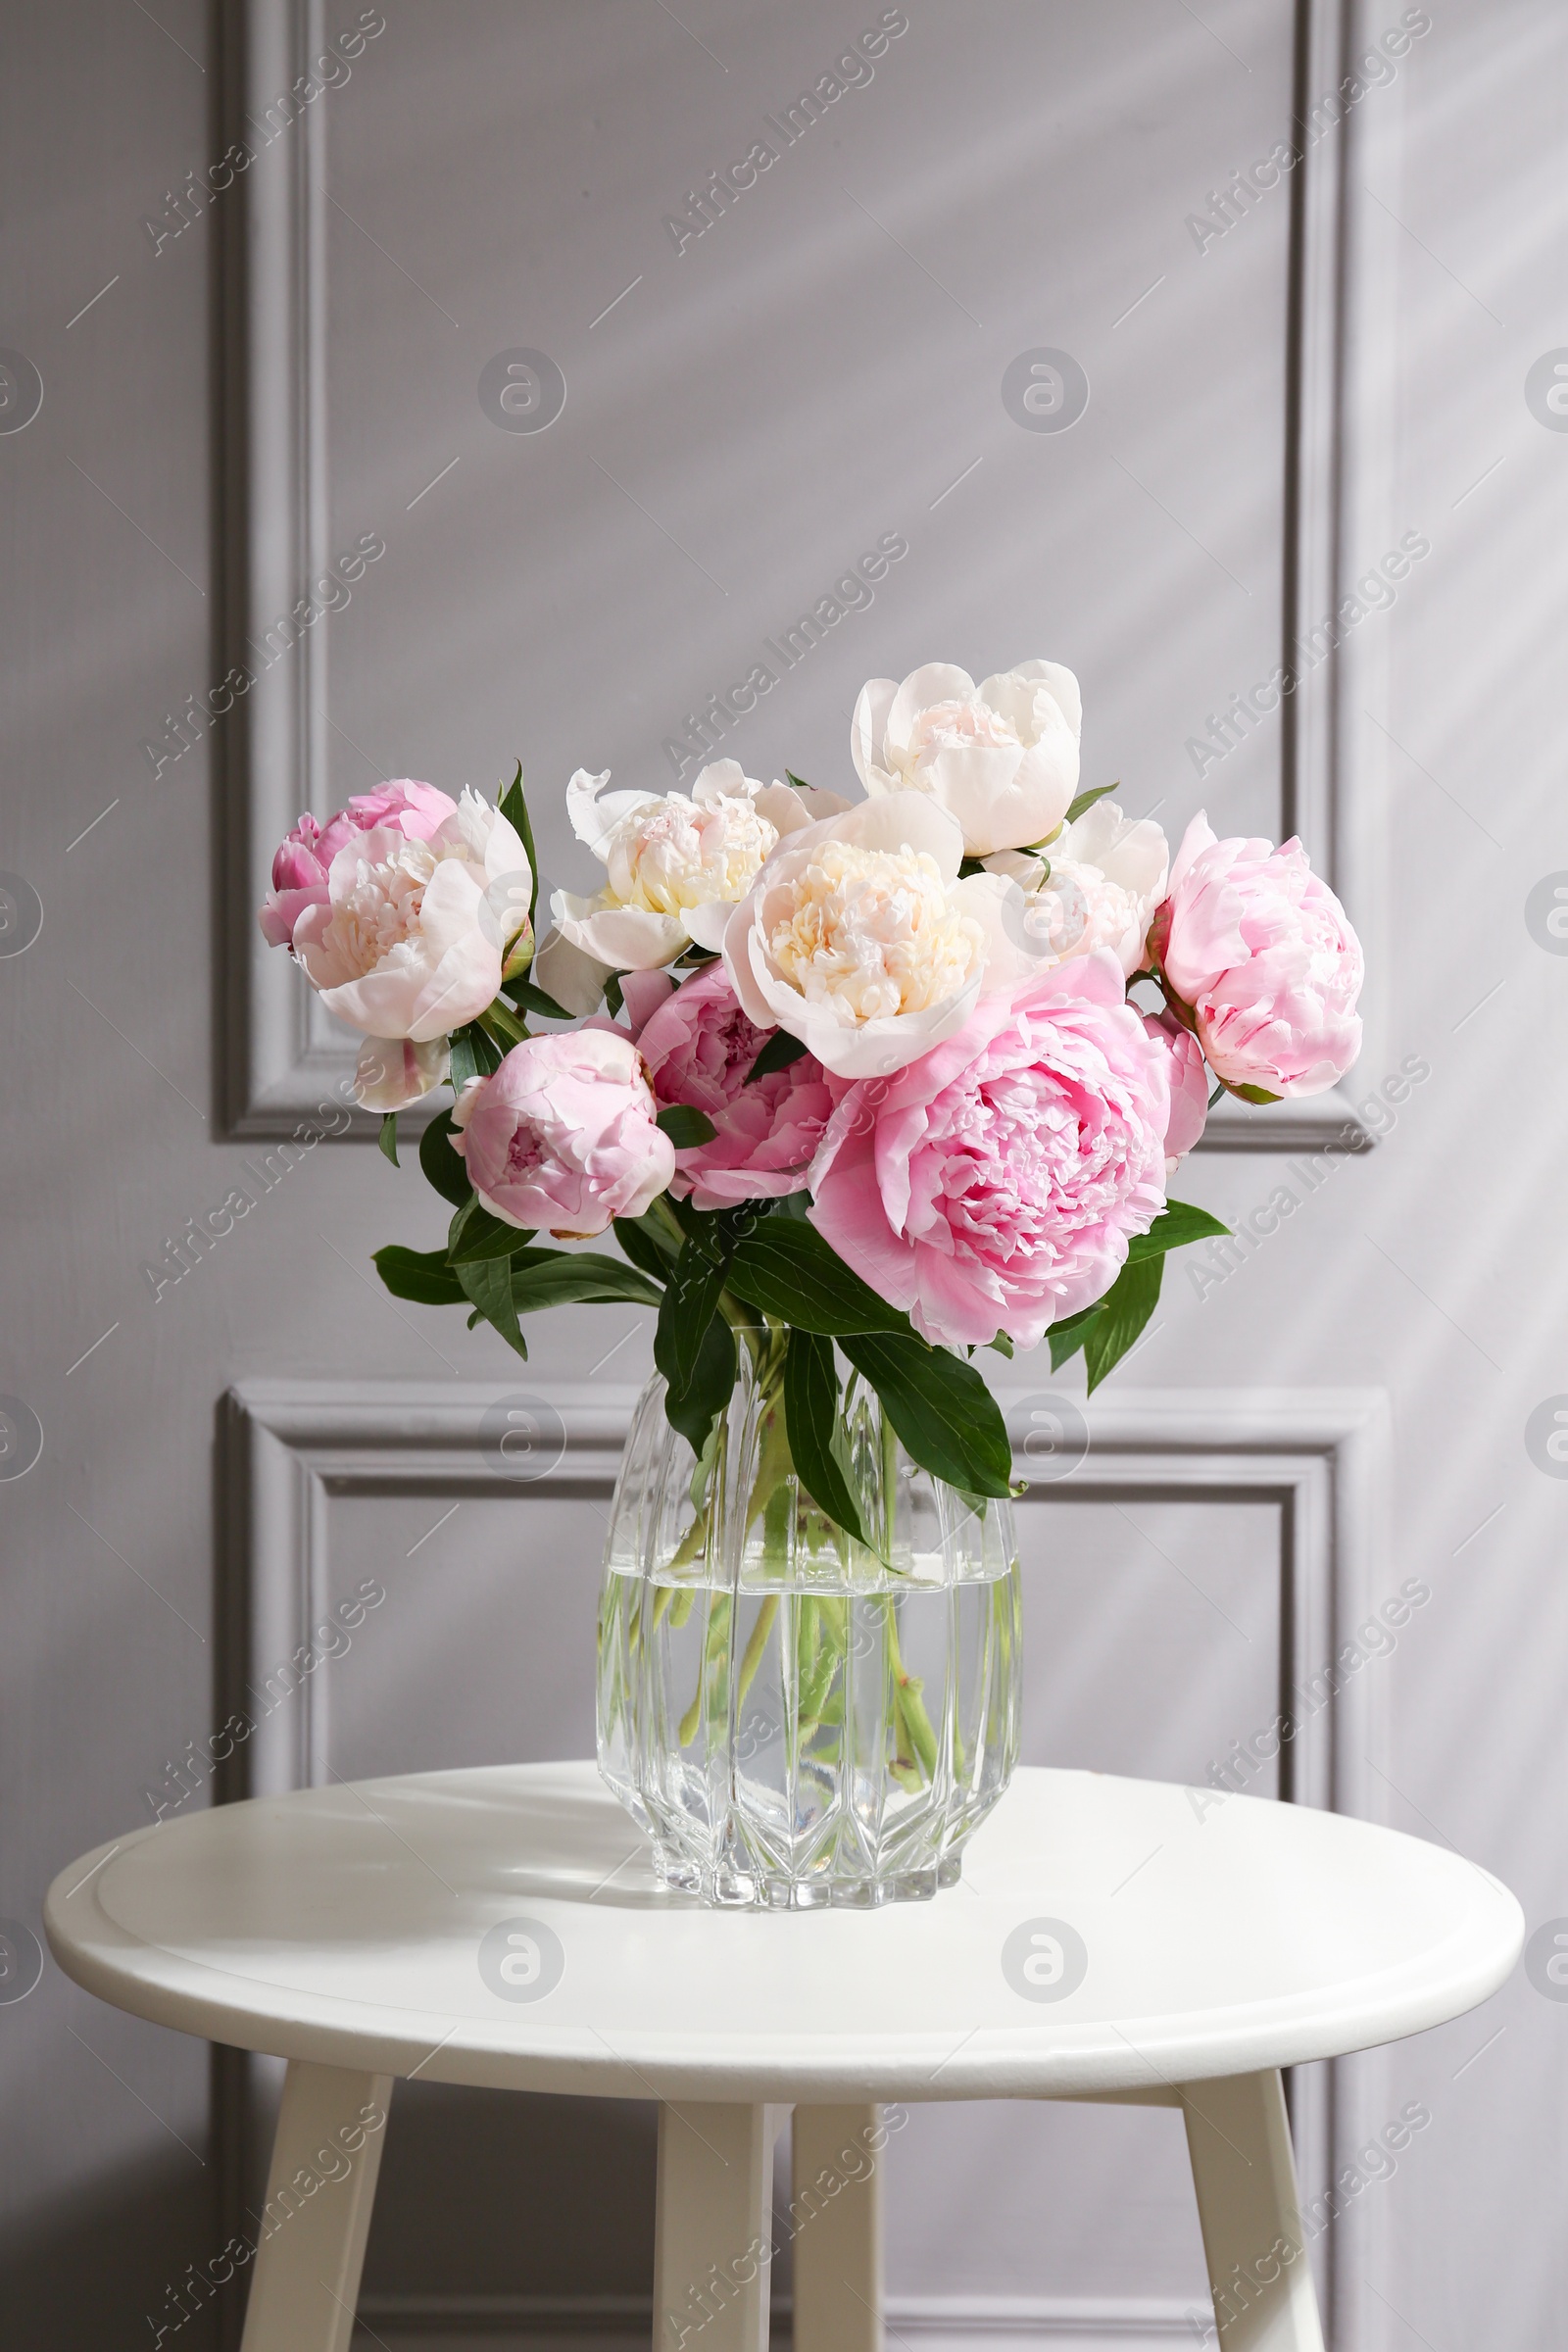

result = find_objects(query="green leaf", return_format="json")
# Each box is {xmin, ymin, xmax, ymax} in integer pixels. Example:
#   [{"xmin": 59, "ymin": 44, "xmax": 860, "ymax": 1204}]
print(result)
[
  {"xmin": 988, "ymin": 1331, "xmax": 1014, "ymax": 1358},
  {"xmin": 497, "ymin": 760, "xmax": 541, "ymax": 932},
  {"xmin": 1063, "ymin": 782, "xmax": 1118, "ymax": 825},
  {"xmin": 477, "ymin": 1000, "xmax": 527, "ymax": 1051},
  {"xmin": 1125, "ymin": 1199, "xmax": 1232, "ymax": 1262},
  {"xmin": 957, "ymin": 855, "xmax": 991, "ymax": 878},
  {"xmin": 612, "ymin": 1212, "xmax": 676, "ymax": 1287},
  {"xmin": 604, "ymin": 973, "xmax": 625, "ymax": 1019},
  {"xmin": 449, "ymin": 1205, "xmax": 538, "ymax": 1264},
  {"xmin": 785, "ymin": 769, "xmax": 811, "ymax": 790},
  {"xmin": 449, "ymin": 1022, "xmax": 502, "ymax": 1091},
  {"xmin": 372, "ymin": 1245, "xmax": 466, "ymax": 1305},
  {"xmin": 502, "ymin": 977, "xmax": 570, "ymax": 1022},
  {"xmin": 1083, "ymin": 1255, "xmax": 1163, "ymax": 1394},
  {"xmin": 657, "ymin": 1103, "xmax": 718, "ymax": 1148},
  {"xmin": 745, "ymin": 1030, "xmax": 809, "ymax": 1085},
  {"xmin": 418, "ymin": 1109, "xmax": 471, "ymax": 1208},
  {"xmin": 727, "ymin": 1218, "xmax": 909, "ymax": 1337},
  {"xmin": 511, "ymin": 1250, "xmax": 662, "ymax": 1312},
  {"xmin": 377, "ymin": 1112, "xmax": 400, "ymax": 1166},
  {"xmin": 662, "ymin": 1307, "xmax": 737, "ymax": 1455},
  {"xmin": 783, "ymin": 1330, "xmax": 870, "ymax": 1545},
  {"xmin": 838, "ymin": 1333, "xmax": 1012, "ymax": 1497},
  {"xmin": 1230, "ymin": 1082, "xmax": 1282, "ymax": 1104},
  {"xmin": 1047, "ymin": 1302, "xmax": 1101, "ymax": 1372},
  {"xmin": 656, "ymin": 1233, "xmax": 736, "ymax": 1400},
  {"xmin": 457, "ymin": 1255, "xmax": 528, "ymax": 1359}
]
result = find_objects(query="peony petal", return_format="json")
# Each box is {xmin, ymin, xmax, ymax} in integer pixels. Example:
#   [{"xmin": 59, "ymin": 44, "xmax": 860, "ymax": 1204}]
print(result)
[
  {"xmin": 565, "ymin": 766, "xmax": 660, "ymax": 858},
  {"xmin": 689, "ymin": 758, "xmax": 757, "ymax": 806},
  {"xmin": 981, "ymin": 659, "xmax": 1083, "ymax": 744},
  {"xmin": 883, "ymin": 662, "xmax": 977, "ymax": 760},
  {"xmin": 832, "ymin": 789, "xmax": 966, "ymax": 877},
  {"xmin": 850, "ymin": 677, "xmax": 898, "ymax": 791},
  {"xmin": 351, "ymin": 1034, "xmax": 451, "ymax": 1111},
  {"xmin": 1166, "ymin": 810, "xmax": 1219, "ymax": 896},
  {"xmin": 532, "ymin": 927, "xmax": 614, "ymax": 1017},
  {"xmin": 556, "ymin": 899, "xmax": 690, "ymax": 970},
  {"xmin": 681, "ymin": 900, "xmax": 734, "ymax": 952},
  {"xmin": 755, "ymin": 781, "xmax": 853, "ymax": 835},
  {"xmin": 618, "ymin": 966, "xmax": 677, "ymax": 1036}
]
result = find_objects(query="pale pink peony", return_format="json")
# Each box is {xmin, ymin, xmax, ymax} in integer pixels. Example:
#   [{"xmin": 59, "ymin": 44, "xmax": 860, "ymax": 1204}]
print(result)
[
  {"xmin": 451, "ymin": 1029, "xmax": 674, "ymax": 1238},
  {"xmin": 1158, "ymin": 814, "xmax": 1363, "ymax": 1099},
  {"xmin": 259, "ymin": 780, "xmax": 457, "ymax": 949},
  {"xmin": 291, "ymin": 788, "xmax": 529, "ymax": 1043},
  {"xmin": 720, "ymin": 792, "xmax": 1001, "ymax": 1078},
  {"xmin": 631, "ymin": 963, "xmax": 832, "ymax": 1213},
  {"xmin": 808, "ymin": 950, "xmax": 1169, "ymax": 1349},
  {"xmin": 1140, "ymin": 1009, "xmax": 1208, "ymax": 1168}
]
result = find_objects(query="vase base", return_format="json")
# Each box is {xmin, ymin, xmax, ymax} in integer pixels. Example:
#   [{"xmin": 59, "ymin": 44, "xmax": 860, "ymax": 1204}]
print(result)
[{"xmin": 651, "ymin": 1843, "xmax": 965, "ymax": 1910}]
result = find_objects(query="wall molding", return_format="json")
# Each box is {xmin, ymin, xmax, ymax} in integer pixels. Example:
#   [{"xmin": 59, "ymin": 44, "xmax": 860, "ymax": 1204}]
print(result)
[
  {"xmin": 1202, "ymin": 0, "xmax": 1400, "ymax": 1155},
  {"xmin": 220, "ymin": 1378, "xmax": 1390, "ymax": 2352},
  {"xmin": 221, "ymin": 0, "xmax": 1397, "ymax": 1150},
  {"xmin": 350, "ymin": 2291, "xmax": 1201, "ymax": 2349}
]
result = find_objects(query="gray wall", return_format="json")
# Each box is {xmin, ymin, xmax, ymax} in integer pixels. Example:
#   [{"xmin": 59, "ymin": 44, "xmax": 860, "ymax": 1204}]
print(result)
[{"xmin": 4, "ymin": 2, "xmax": 1565, "ymax": 2347}]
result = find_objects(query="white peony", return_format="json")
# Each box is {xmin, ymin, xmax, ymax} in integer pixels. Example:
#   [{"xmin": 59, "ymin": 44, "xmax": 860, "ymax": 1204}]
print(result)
[
  {"xmin": 851, "ymin": 660, "xmax": 1082, "ymax": 857},
  {"xmin": 985, "ymin": 799, "xmax": 1169, "ymax": 979},
  {"xmin": 293, "ymin": 788, "xmax": 529, "ymax": 1041},
  {"xmin": 551, "ymin": 759, "xmax": 838, "ymax": 971},
  {"xmin": 720, "ymin": 793, "xmax": 1003, "ymax": 1078}
]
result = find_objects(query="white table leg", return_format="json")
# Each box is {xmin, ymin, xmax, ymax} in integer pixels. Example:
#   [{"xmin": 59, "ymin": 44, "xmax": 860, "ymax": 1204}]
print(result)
[
  {"xmin": 655, "ymin": 2101, "xmax": 779, "ymax": 2352},
  {"xmin": 791, "ymin": 2103, "xmax": 883, "ymax": 2352},
  {"xmin": 1181, "ymin": 2070, "xmax": 1325, "ymax": 2352},
  {"xmin": 238, "ymin": 2060, "xmax": 392, "ymax": 2352}
]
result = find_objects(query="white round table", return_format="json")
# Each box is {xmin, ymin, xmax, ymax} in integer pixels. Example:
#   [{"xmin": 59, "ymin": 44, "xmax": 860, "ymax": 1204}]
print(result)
[{"xmin": 46, "ymin": 1762, "xmax": 1521, "ymax": 2352}]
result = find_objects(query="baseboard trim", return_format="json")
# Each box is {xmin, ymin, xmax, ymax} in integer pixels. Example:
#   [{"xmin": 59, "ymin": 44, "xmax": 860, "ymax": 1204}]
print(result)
[{"xmin": 353, "ymin": 2293, "xmax": 1203, "ymax": 2349}]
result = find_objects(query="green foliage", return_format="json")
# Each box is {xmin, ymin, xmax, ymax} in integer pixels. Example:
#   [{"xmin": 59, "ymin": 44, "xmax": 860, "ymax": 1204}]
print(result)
[
  {"xmin": 657, "ymin": 1104, "xmax": 718, "ymax": 1148},
  {"xmin": 655, "ymin": 1232, "xmax": 738, "ymax": 1454},
  {"xmin": 449, "ymin": 1021, "xmax": 502, "ymax": 1091},
  {"xmin": 372, "ymin": 1246, "xmax": 466, "ymax": 1305},
  {"xmin": 783, "ymin": 1330, "xmax": 870, "ymax": 1546},
  {"xmin": 838, "ymin": 1332, "xmax": 1013, "ymax": 1498},
  {"xmin": 509, "ymin": 1252, "xmax": 662, "ymax": 1311},
  {"xmin": 1062, "ymin": 782, "xmax": 1118, "ymax": 824},
  {"xmin": 726, "ymin": 1217, "xmax": 906, "ymax": 1336},
  {"xmin": 418, "ymin": 1109, "xmax": 472, "ymax": 1208},
  {"xmin": 456, "ymin": 1256, "xmax": 528, "ymax": 1359},
  {"xmin": 1082, "ymin": 1255, "xmax": 1163, "ymax": 1394},
  {"xmin": 497, "ymin": 760, "xmax": 540, "ymax": 933},
  {"xmin": 377, "ymin": 1113, "xmax": 399, "ymax": 1166},
  {"xmin": 502, "ymin": 977, "xmax": 570, "ymax": 1021},
  {"xmin": 745, "ymin": 1030, "xmax": 809, "ymax": 1084},
  {"xmin": 612, "ymin": 1212, "xmax": 676, "ymax": 1286},
  {"xmin": 1125, "ymin": 1199, "xmax": 1232, "ymax": 1262},
  {"xmin": 1047, "ymin": 1302, "xmax": 1101, "ymax": 1373}
]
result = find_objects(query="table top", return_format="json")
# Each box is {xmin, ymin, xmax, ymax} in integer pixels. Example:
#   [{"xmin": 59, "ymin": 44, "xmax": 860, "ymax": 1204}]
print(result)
[{"xmin": 45, "ymin": 1763, "xmax": 1522, "ymax": 2104}]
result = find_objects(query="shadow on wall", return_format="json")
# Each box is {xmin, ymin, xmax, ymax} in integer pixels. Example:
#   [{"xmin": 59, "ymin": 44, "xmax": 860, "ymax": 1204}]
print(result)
[
  {"xmin": 0, "ymin": 2149, "xmax": 222, "ymax": 2352},
  {"xmin": 362, "ymin": 2084, "xmax": 662, "ymax": 2299}
]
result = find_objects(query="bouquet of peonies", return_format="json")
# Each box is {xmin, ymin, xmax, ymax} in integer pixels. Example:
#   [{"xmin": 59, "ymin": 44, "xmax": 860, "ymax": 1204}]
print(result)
[{"xmin": 261, "ymin": 659, "xmax": 1363, "ymax": 1535}]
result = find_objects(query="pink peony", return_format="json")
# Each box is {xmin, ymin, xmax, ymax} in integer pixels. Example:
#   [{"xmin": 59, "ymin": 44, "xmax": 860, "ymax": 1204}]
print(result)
[
  {"xmin": 808, "ymin": 950, "xmax": 1169, "ymax": 1349},
  {"xmin": 632, "ymin": 963, "xmax": 833, "ymax": 1213},
  {"xmin": 1140, "ymin": 1008, "xmax": 1208, "ymax": 1168},
  {"xmin": 259, "ymin": 780, "xmax": 457, "ymax": 949},
  {"xmin": 1157, "ymin": 814, "xmax": 1363, "ymax": 1099},
  {"xmin": 451, "ymin": 1029, "xmax": 674, "ymax": 1238}
]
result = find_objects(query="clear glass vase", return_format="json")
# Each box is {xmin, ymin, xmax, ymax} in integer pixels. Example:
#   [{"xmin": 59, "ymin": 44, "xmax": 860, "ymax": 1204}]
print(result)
[{"xmin": 596, "ymin": 1354, "xmax": 1021, "ymax": 1908}]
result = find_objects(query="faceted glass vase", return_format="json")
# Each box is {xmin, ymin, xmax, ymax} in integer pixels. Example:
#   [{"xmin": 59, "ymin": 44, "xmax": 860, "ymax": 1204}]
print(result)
[{"xmin": 596, "ymin": 1355, "xmax": 1021, "ymax": 1908}]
